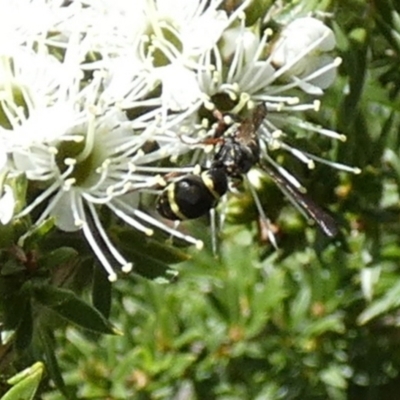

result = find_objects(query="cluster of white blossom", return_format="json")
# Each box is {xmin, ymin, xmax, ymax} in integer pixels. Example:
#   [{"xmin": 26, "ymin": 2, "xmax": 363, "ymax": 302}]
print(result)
[{"xmin": 0, "ymin": 0, "xmax": 359, "ymax": 281}]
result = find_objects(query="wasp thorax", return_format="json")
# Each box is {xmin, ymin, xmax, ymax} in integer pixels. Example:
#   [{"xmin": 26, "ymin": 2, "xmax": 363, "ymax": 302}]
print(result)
[{"xmin": 213, "ymin": 136, "xmax": 260, "ymax": 177}]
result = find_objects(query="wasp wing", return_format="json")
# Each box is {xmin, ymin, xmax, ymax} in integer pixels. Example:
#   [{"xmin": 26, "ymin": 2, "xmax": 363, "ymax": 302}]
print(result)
[
  {"xmin": 236, "ymin": 104, "xmax": 267, "ymax": 143},
  {"xmin": 261, "ymin": 162, "xmax": 339, "ymax": 238}
]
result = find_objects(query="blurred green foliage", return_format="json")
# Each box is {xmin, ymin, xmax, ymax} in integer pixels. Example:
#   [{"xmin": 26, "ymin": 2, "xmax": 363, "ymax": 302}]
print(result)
[{"xmin": 3, "ymin": 0, "xmax": 400, "ymax": 399}]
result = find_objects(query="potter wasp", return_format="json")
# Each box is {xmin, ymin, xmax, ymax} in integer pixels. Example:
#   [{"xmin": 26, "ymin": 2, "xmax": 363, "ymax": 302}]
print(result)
[{"xmin": 156, "ymin": 103, "xmax": 338, "ymax": 239}]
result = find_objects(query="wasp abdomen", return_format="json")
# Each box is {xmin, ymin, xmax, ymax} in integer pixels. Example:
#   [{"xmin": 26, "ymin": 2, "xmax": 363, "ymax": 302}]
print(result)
[{"xmin": 156, "ymin": 167, "xmax": 228, "ymax": 220}]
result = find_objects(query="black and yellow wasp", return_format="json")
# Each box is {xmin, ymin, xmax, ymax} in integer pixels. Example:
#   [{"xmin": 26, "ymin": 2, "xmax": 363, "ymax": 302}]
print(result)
[{"xmin": 156, "ymin": 103, "xmax": 338, "ymax": 239}]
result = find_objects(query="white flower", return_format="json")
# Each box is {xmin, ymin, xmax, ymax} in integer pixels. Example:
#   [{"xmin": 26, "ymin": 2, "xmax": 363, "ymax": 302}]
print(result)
[
  {"xmin": 0, "ymin": 148, "xmax": 14, "ymax": 225},
  {"xmin": 0, "ymin": 185, "xmax": 14, "ymax": 225},
  {"xmin": 0, "ymin": 0, "xmax": 61, "ymax": 52},
  {"xmin": 0, "ymin": 47, "xmax": 66, "ymax": 135},
  {"xmin": 199, "ymin": 17, "xmax": 341, "ymax": 102},
  {"xmin": 14, "ymin": 104, "xmax": 139, "ymax": 281},
  {"xmin": 95, "ymin": 58, "xmax": 156, "ymax": 109},
  {"xmin": 0, "ymin": 148, "xmax": 6, "ymax": 170},
  {"xmin": 11, "ymin": 103, "xmax": 78, "ymax": 180},
  {"xmin": 12, "ymin": 73, "xmax": 201, "ymax": 281},
  {"xmin": 62, "ymin": 0, "xmax": 252, "ymax": 111},
  {"xmin": 0, "ymin": 23, "xmax": 203, "ymax": 280},
  {"xmin": 194, "ymin": 16, "xmax": 357, "ymax": 174},
  {"xmin": 77, "ymin": 0, "xmax": 229, "ymax": 61},
  {"xmin": 270, "ymin": 17, "xmax": 338, "ymax": 92}
]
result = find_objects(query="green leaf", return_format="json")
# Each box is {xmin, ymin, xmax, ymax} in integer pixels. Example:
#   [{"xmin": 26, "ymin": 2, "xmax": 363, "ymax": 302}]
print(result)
[
  {"xmin": 0, "ymin": 223, "xmax": 15, "ymax": 248},
  {"xmin": 303, "ymin": 314, "xmax": 346, "ymax": 337},
  {"xmin": 15, "ymin": 299, "xmax": 33, "ymax": 352},
  {"xmin": 2, "ymin": 288, "xmax": 31, "ymax": 332},
  {"xmin": 39, "ymin": 328, "xmax": 71, "ymax": 399},
  {"xmin": 358, "ymin": 280, "xmax": 400, "ymax": 325},
  {"xmin": 290, "ymin": 285, "xmax": 312, "ymax": 327},
  {"xmin": 244, "ymin": 0, "xmax": 273, "ymax": 26},
  {"xmin": 319, "ymin": 365, "xmax": 348, "ymax": 389},
  {"xmin": 339, "ymin": 32, "xmax": 368, "ymax": 127},
  {"xmin": 1, "ymin": 362, "xmax": 44, "ymax": 400},
  {"xmin": 92, "ymin": 266, "xmax": 112, "ymax": 319},
  {"xmin": 117, "ymin": 227, "xmax": 191, "ymax": 279},
  {"xmin": 33, "ymin": 285, "xmax": 118, "ymax": 335},
  {"xmin": 19, "ymin": 218, "xmax": 55, "ymax": 250},
  {"xmin": 118, "ymin": 227, "xmax": 190, "ymax": 264},
  {"xmin": 40, "ymin": 247, "xmax": 79, "ymax": 270}
]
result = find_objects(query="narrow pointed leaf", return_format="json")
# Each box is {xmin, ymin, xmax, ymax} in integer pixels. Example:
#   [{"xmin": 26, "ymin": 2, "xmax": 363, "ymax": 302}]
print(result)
[
  {"xmin": 358, "ymin": 281, "xmax": 400, "ymax": 325},
  {"xmin": 92, "ymin": 266, "xmax": 112, "ymax": 319},
  {"xmin": 15, "ymin": 300, "xmax": 33, "ymax": 352},
  {"xmin": 2, "ymin": 362, "xmax": 44, "ymax": 400},
  {"xmin": 39, "ymin": 329, "xmax": 70, "ymax": 399},
  {"xmin": 34, "ymin": 286, "xmax": 118, "ymax": 335}
]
